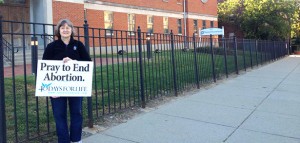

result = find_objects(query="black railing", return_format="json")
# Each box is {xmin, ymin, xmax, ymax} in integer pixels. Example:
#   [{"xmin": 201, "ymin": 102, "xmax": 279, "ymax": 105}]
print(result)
[
  {"xmin": 0, "ymin": 19, "xmax": 288, "ymax": 143},
  {"xmin": 2, "ymin": 38, "xmax": 19, "ymax": 63},
  {"xmin": 40, "ymin": 33, "xmax": 54, "ymax": 46},
  {"xmin": 0, "ymin": 16, "xmax": 7, "ymax": 143}
]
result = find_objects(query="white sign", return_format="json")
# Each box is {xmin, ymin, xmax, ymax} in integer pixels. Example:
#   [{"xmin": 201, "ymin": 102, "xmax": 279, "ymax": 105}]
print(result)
[
  {"xmin": 200, "ymin": 28, "xmax": 224, "ymax": 36},
  {"xmin": 35, "ymin": 60, "xmax": 94, "ymax": 97}
]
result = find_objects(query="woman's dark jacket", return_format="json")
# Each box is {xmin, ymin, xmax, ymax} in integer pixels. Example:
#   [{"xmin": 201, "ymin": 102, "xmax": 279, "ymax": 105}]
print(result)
[{"xmin": 42, "ymin": 37, "xmax": 91, "ymax": 61}]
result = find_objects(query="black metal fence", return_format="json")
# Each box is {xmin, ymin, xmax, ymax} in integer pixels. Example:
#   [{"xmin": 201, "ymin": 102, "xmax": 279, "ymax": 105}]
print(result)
[{"xmin": 0, "ymin": 17, "xmax": 288, "ymax": 142}]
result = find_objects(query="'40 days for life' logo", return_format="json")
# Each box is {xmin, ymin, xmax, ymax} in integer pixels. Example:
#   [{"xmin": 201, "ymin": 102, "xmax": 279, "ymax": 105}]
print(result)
[{"xmin": 38, "ymin": 83, "xmax": 52, "ymax": 92}]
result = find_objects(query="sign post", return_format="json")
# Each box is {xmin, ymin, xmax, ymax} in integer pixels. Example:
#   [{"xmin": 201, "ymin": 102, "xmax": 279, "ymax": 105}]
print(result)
[{"xmin": 199, "ymin": 27, "xmax": 225, "ymax": 83}]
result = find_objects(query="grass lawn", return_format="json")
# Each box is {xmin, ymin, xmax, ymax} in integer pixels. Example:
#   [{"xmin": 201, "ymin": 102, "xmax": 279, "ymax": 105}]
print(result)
[{"xmin": 3, "ymin": 49, "xmax": 267, "ymax": 142}]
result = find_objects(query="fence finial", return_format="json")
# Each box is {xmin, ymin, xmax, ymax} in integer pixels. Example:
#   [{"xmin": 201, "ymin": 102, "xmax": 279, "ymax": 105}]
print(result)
[{"xmin": 84, "ymin": 9, "xmax": 87, "ymax": 24}]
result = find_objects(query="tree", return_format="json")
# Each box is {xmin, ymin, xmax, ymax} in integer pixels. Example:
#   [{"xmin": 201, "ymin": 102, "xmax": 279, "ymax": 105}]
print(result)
[
  {"xmin": 291, "ymin": 1, "xmax": 300, "ymax": 39},
  {"xmin": 218, "ymin": 0, "xmax": 297, "ymax": 40},
  {"xmin": 218, "ymin": 0, "xmax": 242, "ymax": 23},
  {"xmin": 0, "ymin": 0, "xmax": 3, "ymax": 4}
]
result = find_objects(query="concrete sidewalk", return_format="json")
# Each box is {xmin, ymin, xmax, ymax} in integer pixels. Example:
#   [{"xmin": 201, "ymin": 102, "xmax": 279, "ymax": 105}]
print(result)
[{"xmin": 83, "ymin": 56, "xmax": 300, "ymax": 143}]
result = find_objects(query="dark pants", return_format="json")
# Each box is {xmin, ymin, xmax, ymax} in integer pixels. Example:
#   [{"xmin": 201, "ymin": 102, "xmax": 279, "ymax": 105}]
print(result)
[{"xmin": 51, "ymin": 97, "xmax": 83, "ymax": 143}]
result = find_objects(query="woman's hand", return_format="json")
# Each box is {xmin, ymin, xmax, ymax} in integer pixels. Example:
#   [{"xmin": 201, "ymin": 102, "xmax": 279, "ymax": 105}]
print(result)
[{"xmin": 63, "ymin": 57, "xmax": 72, "ymax": 63}]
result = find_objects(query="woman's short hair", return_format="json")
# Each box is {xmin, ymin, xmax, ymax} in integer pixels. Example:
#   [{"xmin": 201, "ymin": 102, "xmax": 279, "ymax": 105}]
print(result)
[{"xmin": 54, "ymin": 19, "xmax": 76, "ymax": 39}]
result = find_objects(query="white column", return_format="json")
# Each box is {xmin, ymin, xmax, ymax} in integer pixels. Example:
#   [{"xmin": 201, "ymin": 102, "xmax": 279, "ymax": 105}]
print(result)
[{"xmin": 44, "ymin": 0, "xmax": 53, "ymax": 35}]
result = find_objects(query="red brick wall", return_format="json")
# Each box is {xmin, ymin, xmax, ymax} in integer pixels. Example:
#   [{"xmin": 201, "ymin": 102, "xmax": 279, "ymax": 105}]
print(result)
[
  {"xmin": 135, "ymin": 14, "xmax": 147, "ymax": 32},
  {"xmin": 153, "ymin": 16, "xmax": 163, "ymax": 34},
  {"xmin": 52, "ymin": 1, "xmax": 84, "ymax": 27},
  {"xmin": 113, "ymin": 12, "xmax": 127, "ymax": 31},
  {"xmin": 186, "ymin": 19, "xmax": 194, "ymax": 36},
  {"xmin": 53, "ymin": 1, "xmax": 218, "ymax": 36},
  {"xmin": 186, "ymin": 0, "xmax": 218, "ymax": 16},
  {"xmin": 93, "ymin": 0, "xmax": 218, "ymax": 16},
  {"xmin": 87, "ymin": 9, "xmax": 103, "ymax": 29},
  {"xmin": 169, "ymin": 17, "xmax": 179, "ymax": 35},
  {"xmin": 96, "ymin": 0, "xmax": 183, "ymax": 12},
  {"xmin": 51, "ymin": 0, "xmax": 219, "ymax": 47},
  {"xmin": 214, "ymin": 21, "xmax": 219, "ymax": 28}
]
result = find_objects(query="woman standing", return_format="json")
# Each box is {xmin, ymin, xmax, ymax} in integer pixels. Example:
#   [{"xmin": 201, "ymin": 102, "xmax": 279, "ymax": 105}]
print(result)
[{"xmin": 42, "ymin": 19, "xmax": 91, "ymax": 143}]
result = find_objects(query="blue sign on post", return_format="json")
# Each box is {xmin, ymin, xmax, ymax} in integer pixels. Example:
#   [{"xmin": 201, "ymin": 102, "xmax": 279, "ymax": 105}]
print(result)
[{"xmin": 200, "ymin": 27, "xmax": 224, "ymax": 37}]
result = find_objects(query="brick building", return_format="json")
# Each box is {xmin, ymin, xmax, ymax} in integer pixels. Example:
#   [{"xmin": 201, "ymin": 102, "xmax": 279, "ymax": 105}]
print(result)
[
  {"xmin": 1, "ymin": 0, "xmax": 218, "ymax": 36},
  {"xmin": 31, "ymin": 0, "xmax": 218, "ymax": 37},
  {"xmin": 0, "ymin": 0, "xmax": 218, "ymax": 48}
]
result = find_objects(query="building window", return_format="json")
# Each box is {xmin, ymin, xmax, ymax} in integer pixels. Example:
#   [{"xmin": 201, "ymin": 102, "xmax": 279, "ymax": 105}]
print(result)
[
  {"xmin": 104, "ymin": 11, "xmax": 113, "ymax": 35},
  {"xmin": 163, "ymin": 0, "xmax": 168, "ymax": 2},
  {"xmin": 128, "ymin": 14, "xmax": 135, "ymax": 34},
  {"xmin": 202, "ymin": 20, "xmax": 206, "ymax": 29},
  {"xmin": 210, "ymin": 21, "xmax": 214, "ymax": 28},
  {"xmin": 177, "ymin": 19, "xmax": 182, "ymax": 35},
  {"xmin": 147, "ymin": 15, "xmax": 154, "ymax": 33},
  {"xmin": 163, "ymin": 17, "xmax": 169, "ymax": 34},
  {"xmin": 193, "ymin": 20, "xmax": 198, "ymax": 34}
]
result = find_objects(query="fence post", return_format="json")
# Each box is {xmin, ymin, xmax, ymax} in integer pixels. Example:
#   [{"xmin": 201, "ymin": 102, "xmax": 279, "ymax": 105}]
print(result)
[
  {"xmin": 281, "ymin": 42, "xmax": 284, "ymax": 58},
  {"xmin": 282, "ymin": 42, "xmax": 284, "ymax": 57},
  {"xmin": 233, "ymin": 36, "xmax": 239, "ymax": 74},
  {"xmin": 249, "ymin": 40, "xmax": 253, "ymax": 69},
  {"xmin": 255, "ymin": 40, "xmax": 258, "ymax": 66},
  {"xmin": 259, "ymin": 41, "xmax": 262, "ymax": 64},
  {"xmin": 263, "ymin": 41, "xmax": 266, "ymax": 63},
  {"xmin": 285, "ymin": 42, "xmax": 286, "ymax": 57},
  {"xmin": 137, "ymin": 27, "xmax": 146, "ymax": 108},
  {"xmin": 271, "ymin": 41, "xmax": 274, "ymax": 61},
  {"xmin": 273, "ymin": 41, "xmax": 276, "ymax": 60},
  {"xmin": 222, "ymin": 37, "xmax": 228, "ymax": 78},
  {"xmin": 280, "ymin": 42, "xmax": 282, "ymax": 58},
  {"xmin": 192, "ymin": 33, "xmax": 200, "ymax": 89},
  {"xmin": 265, "ymin": 40, "xmax": 270, "ymax": 62},
  {"xmin": 170, "ymin": 30, "xmax": 178, "ymax": 96},
  {"xmin": 288, "ymin": 38, "xmax": 291, "ymax": 55},
  {"xmin": 242, "ymin": 39, "xmax": 246, "ymax": 71},
  {"xmin": 146, "ymin": 35, "xmax": 152, "ymax": 59},
  {"xmin": 0, "ymin": 16, "xmax": 7, "ymax": 143},
  {"xmin": 83, "ymin": 19, "xmax": 93, "ymax": 128},
  {"xmin": 209, "ymin": 35, "xmax": 216, "ymax": 82},
  {"xmin": 31, "ymin": 37, "xmax": 38, "ymax": 74},
  {"xmin": 267, "ymin": 41, "xmax": 270, "ymax": 60}
]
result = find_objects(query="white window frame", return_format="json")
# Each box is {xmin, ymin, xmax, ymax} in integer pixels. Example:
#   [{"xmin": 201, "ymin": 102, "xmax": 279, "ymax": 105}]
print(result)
[
  {"xmin": 128, "ymin": 13, "xmax": 135, "ymax": 35},
  {"xmin": 193, "ymin": 19, "xmax": 198, "ymax": 35},
  {"xmin": 147, "ymin": 15, "xmax": 154, "ymax": 34},
  {"xmin": 177, "ymin": 19, "xmax": 182, "ymax": 35},
  {"xmin": 163, "ymin": 17, "xmax": 169, "ymax": 34},
  {"xmin": 202, "ymin": 20, "xmax": 206, "ymax": 30},
  {"xmin": 104, "ymin": 11, "xmax": 114, "ymax": 36},
  {"xmin": 210, "ymin": 21, "xmax": 214, "ymax": 28}
]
